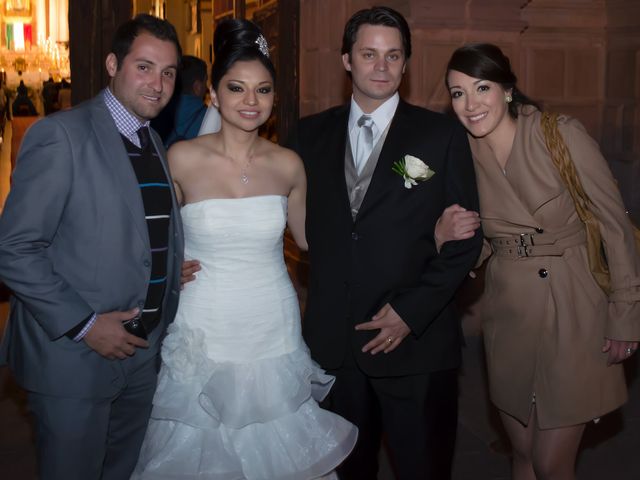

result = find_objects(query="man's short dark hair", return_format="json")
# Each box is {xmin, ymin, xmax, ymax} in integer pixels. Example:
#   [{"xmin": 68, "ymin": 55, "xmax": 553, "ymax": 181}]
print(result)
[
  {"xmin": 179, "ymin": 55, "xmax": 207, "ymax": 94},
  {"xmin": 111, "ymin": 14, "xmax": 182, "ymax": 69},
  {"xmin": 341, "ymin": 6, "xmax": 411, "ymax": 60}
]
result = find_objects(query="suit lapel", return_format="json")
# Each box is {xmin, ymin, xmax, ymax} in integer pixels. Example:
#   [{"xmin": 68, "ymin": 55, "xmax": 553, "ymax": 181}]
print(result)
[
  {"xmin": 323, "ymin": 106, "xmax": 353, "ymax": 219},
  {"xmin": 89, "ymin": 96, "xmax": 149, "ymax": 248}
]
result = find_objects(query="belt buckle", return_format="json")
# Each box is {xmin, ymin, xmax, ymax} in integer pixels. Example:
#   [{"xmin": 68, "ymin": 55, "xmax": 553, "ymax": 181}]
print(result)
[
  {"xmin": 519, "ymin": 233, "xmax": 535, "ymax": 246},
  {"xmin": 516, "ymin": 233, "xmax": 535, "ymax": 257}
]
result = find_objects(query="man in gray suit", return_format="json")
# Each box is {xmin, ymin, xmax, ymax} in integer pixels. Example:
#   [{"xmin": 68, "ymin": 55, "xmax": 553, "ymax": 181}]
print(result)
[{"xmin": 0, "ymin": 14, "xmax": 184, "ymax": 480}]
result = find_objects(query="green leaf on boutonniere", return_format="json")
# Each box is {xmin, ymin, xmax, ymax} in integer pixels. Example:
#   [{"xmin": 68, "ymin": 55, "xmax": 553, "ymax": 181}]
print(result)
[{"xmin": 392, "ymin": 155, "xmax": 435, "ymax": 189}]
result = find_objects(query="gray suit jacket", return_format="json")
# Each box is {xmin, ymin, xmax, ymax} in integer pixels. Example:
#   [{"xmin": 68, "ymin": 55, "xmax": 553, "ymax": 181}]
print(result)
[{"xmin": 0, "ymin": 93, "xmax": 184, "ymax": 398}]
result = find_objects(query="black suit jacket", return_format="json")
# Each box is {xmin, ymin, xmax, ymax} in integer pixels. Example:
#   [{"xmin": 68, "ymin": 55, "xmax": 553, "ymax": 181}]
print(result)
[{"xmin": 296, "ymin": 100, "xmax": 482, "ymax": 377}]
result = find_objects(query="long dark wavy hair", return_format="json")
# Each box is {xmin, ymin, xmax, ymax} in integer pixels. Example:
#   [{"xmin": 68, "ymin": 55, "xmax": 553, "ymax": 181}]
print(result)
[
  {"xmin": 445, "ymin": 43, "xmax": 540, "ymax": 118},
  {"xmin": 211, "ymin": 18, "xmax": 276, "ymax": 91}
]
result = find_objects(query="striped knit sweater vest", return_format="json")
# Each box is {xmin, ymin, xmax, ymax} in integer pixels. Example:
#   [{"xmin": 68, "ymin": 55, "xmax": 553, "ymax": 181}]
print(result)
[{"xmin": 122, "ymin": 131, "xmax": 172, "ymax": 333}]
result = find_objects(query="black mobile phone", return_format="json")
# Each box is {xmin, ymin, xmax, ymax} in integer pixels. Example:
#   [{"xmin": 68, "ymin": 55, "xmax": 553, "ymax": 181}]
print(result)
[{"xmin": 122, "ymin": 315, "xmax": 147, "ymax": 340}]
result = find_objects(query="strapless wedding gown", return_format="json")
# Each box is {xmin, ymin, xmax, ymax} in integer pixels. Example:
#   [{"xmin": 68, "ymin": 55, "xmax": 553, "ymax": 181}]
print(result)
[{"xmin": 132, "ymin": 195, "xmax": 357, "ymax": 480}]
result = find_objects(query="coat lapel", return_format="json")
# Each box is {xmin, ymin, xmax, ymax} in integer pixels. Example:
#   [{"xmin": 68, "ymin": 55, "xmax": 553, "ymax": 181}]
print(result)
[
  {"xmin": 470, "ymin": 107, "xmax": 565, "ymax": 231},
  {"xmin": 470, "ymin": 135, "xmax": 539, "ymax": 229},
  {"xmin": 506, "ymin": 110, "xmax": 566, "ymax": 217},
  {"xmin": 89, "ymin": 96, "xmax": 149, "ymax": 248}
]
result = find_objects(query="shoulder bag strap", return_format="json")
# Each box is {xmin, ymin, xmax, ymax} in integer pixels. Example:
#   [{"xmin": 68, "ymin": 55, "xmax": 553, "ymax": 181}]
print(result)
[{"xmin": 540, "ymin": 112, "xmax": 611, "ymax": 293}]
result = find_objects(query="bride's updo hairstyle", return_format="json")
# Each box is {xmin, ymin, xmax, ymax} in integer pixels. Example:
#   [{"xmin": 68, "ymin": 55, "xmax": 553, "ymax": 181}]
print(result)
[
  {"xmin": 211, "ymin": 18, "xmax": 276, "ymax": 91},
  {"xmin": 446, "ymin": 43, "xmax": 539, "ymax": 119}
]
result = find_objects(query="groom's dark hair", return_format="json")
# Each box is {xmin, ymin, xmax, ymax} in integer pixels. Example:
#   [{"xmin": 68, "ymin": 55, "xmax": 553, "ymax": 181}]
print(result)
[{"xmin": 341, "ymin": 6, "xmax": 412, "ymax": 60}]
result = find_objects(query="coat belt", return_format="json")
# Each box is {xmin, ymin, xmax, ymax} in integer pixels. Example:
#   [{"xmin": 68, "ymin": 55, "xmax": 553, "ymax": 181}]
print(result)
[{"xmin": 490, "ymin": 221, "xmax": 585, "ymax": 259}]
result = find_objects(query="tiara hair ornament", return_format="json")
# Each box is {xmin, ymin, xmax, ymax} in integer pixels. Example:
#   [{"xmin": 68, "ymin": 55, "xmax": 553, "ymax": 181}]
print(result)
[{"xmin": 255, "ymin": 34, "xmax": 270, "ymax": 58}]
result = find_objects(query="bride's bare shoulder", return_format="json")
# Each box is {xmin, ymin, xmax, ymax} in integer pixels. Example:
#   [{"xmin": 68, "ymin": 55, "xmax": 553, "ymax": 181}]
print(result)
[
  {"xmin": 261, "ymin": 139, "xmax": 303, "ymax": 169},
  {"xmin": 168, "ymin": 134, "xmax": 222, "ymax": 169}
]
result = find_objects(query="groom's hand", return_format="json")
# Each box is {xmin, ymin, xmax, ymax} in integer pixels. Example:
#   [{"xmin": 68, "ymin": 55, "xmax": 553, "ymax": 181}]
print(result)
[
  {"xmin": 181, "ymin": 259, "xmax": 201, "ymax": 288},
  {"xmin": 84, "ymin": 308, "xmax": 149, "ymax": 360},
  {"xmin": 355, "ymin": 303, "xmax": 411, "ymax": 355}
]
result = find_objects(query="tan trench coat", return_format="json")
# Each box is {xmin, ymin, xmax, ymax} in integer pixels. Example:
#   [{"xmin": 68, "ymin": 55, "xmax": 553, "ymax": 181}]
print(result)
[{"xmin": 471, "ymin": 106, "xmax": 640, "ymax": 429}]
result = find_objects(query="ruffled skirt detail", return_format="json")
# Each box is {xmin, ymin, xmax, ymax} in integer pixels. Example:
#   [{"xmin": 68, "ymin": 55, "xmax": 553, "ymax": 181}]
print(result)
[{"xmin": 132, "ymin": 323, "xmax": 357, "ymax": 479}]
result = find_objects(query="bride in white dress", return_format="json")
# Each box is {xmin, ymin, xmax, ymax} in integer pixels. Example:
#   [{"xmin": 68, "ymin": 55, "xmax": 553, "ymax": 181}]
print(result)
[{"xmin": 132, "ymin": 19, "xmax": 357, "ymax": 480}]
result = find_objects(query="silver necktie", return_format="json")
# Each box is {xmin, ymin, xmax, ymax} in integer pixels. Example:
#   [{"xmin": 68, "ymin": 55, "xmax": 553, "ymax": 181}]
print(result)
[{"xmin": 355, "ymin": 114, "xmax": 374, "ymax": 173}]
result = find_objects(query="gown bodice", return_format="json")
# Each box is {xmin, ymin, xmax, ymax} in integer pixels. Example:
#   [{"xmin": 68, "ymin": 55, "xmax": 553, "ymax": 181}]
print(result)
[{"xmin": 177, "ymin": 194, "xmax": 302, "ymax": 362}]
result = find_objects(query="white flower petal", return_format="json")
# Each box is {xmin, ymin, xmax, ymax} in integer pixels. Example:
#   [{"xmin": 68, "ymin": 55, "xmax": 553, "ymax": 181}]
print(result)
[
  {"xmin": 404, "ymin": 155, "xmax": 430, "ymax": 179},
  {"xmin": 395, "ymin": 155, "xmax": 434, "ymax": 188}
]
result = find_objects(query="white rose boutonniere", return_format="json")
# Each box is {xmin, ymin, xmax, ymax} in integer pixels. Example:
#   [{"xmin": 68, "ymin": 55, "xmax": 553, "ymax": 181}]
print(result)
[{"xmin": 392, "ymin": 154, "xmax": 435, "ymax": 189}]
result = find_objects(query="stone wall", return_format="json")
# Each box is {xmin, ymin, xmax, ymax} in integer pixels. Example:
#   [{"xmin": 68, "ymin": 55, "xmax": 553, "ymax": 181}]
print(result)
[{"xmin": 299, "ymin": 0, "xmax": 640, "ymax": 212}]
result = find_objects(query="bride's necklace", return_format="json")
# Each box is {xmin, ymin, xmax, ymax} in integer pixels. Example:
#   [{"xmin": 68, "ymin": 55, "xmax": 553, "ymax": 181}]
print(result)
[
  {"xmin": 239, "ymin": 154, "xmax": 254, "ymax": 184},
  {"xmin": 226, "ymin": 148, "xmax": 256, "ymax": 184}
]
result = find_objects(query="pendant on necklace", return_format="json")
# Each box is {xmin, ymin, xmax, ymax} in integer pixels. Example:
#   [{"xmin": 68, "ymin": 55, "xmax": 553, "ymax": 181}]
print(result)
[{"xmin": 239, "ymin": 153, "xmax": 253, "ymax": 184}]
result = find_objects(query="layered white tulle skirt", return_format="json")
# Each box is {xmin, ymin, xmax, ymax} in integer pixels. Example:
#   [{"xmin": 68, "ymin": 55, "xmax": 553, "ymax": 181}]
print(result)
[{"xmin": 132, "ymin": 322, "xmax": 357, "ymax": 480}]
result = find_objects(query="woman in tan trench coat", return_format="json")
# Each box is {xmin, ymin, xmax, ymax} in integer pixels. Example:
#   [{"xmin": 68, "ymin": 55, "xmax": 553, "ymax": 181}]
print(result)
[{"xmin": 438, "ymin": 43, "xmax": 640, "ymax": 480}]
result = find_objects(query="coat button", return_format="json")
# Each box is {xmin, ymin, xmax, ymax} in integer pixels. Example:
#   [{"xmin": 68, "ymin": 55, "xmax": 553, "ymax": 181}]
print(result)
[
  {"xmin": 351, "ymin": 232, "xmax": 359, "ymax": 240},
  {"xmin": 535, "ymin": 227, "xmax": 544, "ymax": 233},
  {"xmin": 143, "ymin": 260, "xmax": 151, "ymax": 267},
  {"xmin": 538, "ymin": 268, "xmax": 548, "ymax": 278}
]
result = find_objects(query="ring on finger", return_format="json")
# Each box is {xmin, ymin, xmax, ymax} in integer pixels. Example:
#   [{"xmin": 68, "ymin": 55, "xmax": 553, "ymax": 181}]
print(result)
[
  {"xmin": 386, "ymin": 336, "xmax": 393, "ymax": 344},
  {"xmin": 625, "ymin": 347, "xmax": 633, "ymax": 356}
]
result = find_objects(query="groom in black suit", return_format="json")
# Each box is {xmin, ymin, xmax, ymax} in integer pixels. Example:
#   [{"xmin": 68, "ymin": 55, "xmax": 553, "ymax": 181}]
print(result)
[{"xmin": 295, "ymin": 7, "xmax": 482, "ymax": 479}]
